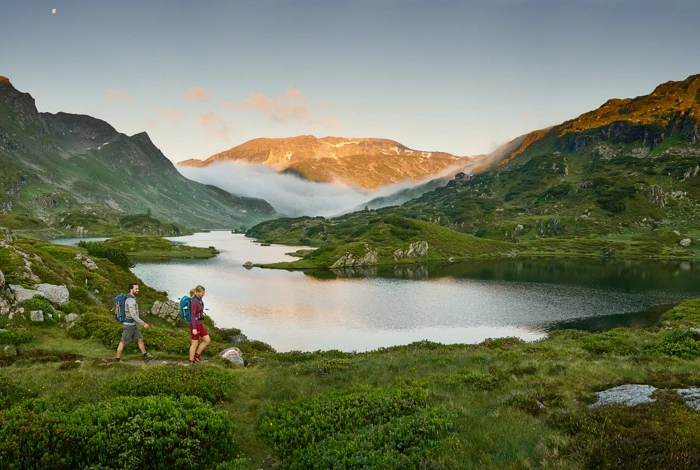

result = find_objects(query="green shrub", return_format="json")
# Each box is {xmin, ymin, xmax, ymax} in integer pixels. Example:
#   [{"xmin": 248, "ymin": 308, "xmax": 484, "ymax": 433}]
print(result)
[
  {"xmin": 290, "ymin": 408, "xmax": 455, "ymax": 469},
  {"xmin": 78, "ymin": 240, "xmax": 134, "ymax": 269},
  {"xmin": 73, "ymin": 312, "xmax": 194, "ymax": 354},
  {"xmin": 59, "ymin": 301, "xmax": 84, "ymax": 315},
  {"xmin": 0, "ymin": 395, "xmax": 237, "ymax": 469},
  {"xmin": 557, "ymin": 394, "xmax": 700, "ymax": 468},
  {"xmin": 297, "ymin": 357, "xmax": 357, "ymax": 376},
  {"xmin": 68, "ymin": 285, "xmax": 93, "ymax": 305},
  {"xmin": 0, "ymin": 246, "xmax": 24, "ymax": 280},
  {"xmin": 268, "ymin": 349, "xmax": 354, "ymax": 364},
  {"xmin": 456, "ymin": 369, "xmax": 502, "ymax": 390},
  {"xmin": 0, "ymin": 376, "xmax": 35, "ymax": 410},
  {"xmin": 653, "ymin": 328, "xmax": 700, "ymax": 359},
  {"xmin": 260, "ymin": 386, "xmax": 453, "ymax": 468},
  {"xmin": 260, "ymin": 386, "xmax": 429, "ymax": 459},
  {"xmin": 0, "ymin": 329, "xmax": 33, "ymax": 345},
  {"xmin": 72, "ymin": 311, "xmax": 123, "ymax": 348},
  {"xmin": 19, "ymin": 297, "xmax": 58, "ymax": 326},
  {"xmin": 109, "ymin": 365, "xmax": 238, "ymax": 404},
  {"xmin": 477, "ymin": 337, "xmax": 524, "ymax": 349},
  {"xmin": 578, "ymin": 330, "xmax": 638, "ymax": 356}
]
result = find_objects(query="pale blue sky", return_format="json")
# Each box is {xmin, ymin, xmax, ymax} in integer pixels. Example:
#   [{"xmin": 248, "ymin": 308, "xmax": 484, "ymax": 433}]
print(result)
[{"xmin": 2, "ymin": 0, "xmax": 699, "ymax": 163}]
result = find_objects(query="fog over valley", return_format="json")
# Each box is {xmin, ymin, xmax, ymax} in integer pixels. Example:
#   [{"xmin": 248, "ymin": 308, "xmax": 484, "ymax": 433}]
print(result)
[{"xmin": 178, "ymin": 162, "xmax": 444, "ymax": 218}]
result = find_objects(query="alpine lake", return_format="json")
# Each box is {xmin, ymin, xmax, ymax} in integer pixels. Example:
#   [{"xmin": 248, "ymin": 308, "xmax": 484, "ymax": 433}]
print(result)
[{"xmin": 57, "ymin": 231, "xmax": 700, "ymax": 352}]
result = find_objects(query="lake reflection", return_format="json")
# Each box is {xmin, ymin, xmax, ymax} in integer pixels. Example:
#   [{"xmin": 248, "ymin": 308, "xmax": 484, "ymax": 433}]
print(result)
[{"xmin": 118, "ymin": 232, "xmax": 700, "ymax": 352}]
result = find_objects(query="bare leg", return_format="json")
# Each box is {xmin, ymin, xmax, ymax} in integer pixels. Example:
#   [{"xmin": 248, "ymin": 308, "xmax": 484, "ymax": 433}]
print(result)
[
  {"xmin": 116, "ymin": 342, "xmax": 125, "ymax": 359},
  {"xmin": 137, "ymin": 338, "xmax": 147, "ymax": 355},
  {"xmin": 189, "ymin": 339, "xmax": 199, "ymax": 362},
  {"xmin": 195, "ymin": 335, "xmax": 211, "ymax": 356}
]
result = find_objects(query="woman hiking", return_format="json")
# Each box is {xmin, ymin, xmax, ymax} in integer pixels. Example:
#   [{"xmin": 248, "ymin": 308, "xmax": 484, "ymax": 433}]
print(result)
[{"xmin": 188, "ymin": 285, "xmax": 211, "ymax": 365}]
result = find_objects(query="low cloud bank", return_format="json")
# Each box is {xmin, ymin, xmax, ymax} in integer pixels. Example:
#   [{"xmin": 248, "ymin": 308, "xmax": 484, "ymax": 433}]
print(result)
[
  {"xmin": 178, "ymin": 162, "xmax": 428, "ymax": 217},
  {"xmin": 178, "ymin": 149, "xmax": 508, "ymax": 218}
]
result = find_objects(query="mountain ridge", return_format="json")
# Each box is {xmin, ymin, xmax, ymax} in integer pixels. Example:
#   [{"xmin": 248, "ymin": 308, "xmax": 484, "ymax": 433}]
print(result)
[
  {"xmin": 0, "ymin": 76, "xmax": 276, "ymax": 233},
  {"xmin": 179, "ymin": 135, "xmax": 477, "ymax": 190}
]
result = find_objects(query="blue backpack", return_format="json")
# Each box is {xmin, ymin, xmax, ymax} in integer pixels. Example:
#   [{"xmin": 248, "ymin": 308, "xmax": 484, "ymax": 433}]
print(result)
[
  {"xmin": 179, "ymin": 295, "xmax": 192, "ymax": 322},
  {"xmin": 113, "ymin": 293, "xmax": 133, "ymax": 323}
]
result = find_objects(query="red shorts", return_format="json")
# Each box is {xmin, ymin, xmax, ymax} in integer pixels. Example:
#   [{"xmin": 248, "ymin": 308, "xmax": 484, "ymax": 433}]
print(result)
[{"xmin": 191, "ymin": 322, "xmax": 208, "ymax": 340}]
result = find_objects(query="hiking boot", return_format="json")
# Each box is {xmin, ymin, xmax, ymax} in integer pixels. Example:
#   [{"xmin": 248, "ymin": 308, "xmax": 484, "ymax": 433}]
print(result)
[
  {"xmin": 194, "ymin": 353, "xmax": 201, "ymax": 363},
  {"xmin": 114, "ymin": 358, "xmax": 121, "ymax": 363},
  {"xmin": 143, "ymin": 353, "xmax": 157, "ymax": 363}
]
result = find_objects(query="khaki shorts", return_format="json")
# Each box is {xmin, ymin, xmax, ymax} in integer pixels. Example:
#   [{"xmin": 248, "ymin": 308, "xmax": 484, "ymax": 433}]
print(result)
[{"xmin": 120, "ymin": 324, "xmax": 143, "ymax": 344}]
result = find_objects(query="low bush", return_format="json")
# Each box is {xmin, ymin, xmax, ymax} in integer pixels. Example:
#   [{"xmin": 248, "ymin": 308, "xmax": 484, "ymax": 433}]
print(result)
[
  {"xmin": 0, "ymin": 376, "xmax": 35, "ymax": 410},
  {"xmin": 109, "ymin": 365, "xmax": 238, "ymax": 404},
  {"xmin": 78, "ymin": 240, "xmax": 134, "ymax": 269},
  {"xmin": 18, "ymin": 297, "xmax": 58, "ymax": 326},
  {"xmin": 0, "ymin": 395, "xmax": 238, "ymax": 469},
  {"xmin": 578, "ymin": 330, "xmax": 638, "ymax": 356},
  {"xmin": 455, "ymin": 369, "xmax": 502, "ymax": 390},
  {"xmin": 297, "ymin": 357, "xmax": 357, "ymax": 376},
  {"xmin": 653, "ymin": 328, "xmax": 700, "ymax": 359},
  {"xmin": 259, "ymin": 385, "xmax": 453, "ymax": 467},
  {"xmin": 557, "ymin": 394, "xmax": 700, "ymax": 468},
  {"xmin": 0, "ymin": 329, "xmax": 33, "ymax": 345},
  {"xmin": 70, "ymin": 311, "xmax": 193, "ymax": 354},
  {"xmin": 291, "ymin": 407, "xmax": 454, "ymax": 469}
]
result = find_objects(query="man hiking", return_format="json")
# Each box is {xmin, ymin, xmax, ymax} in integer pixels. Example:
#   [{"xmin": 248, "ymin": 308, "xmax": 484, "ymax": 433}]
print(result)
[{"xmin": 114, "ymin": 283, "xmax": 157, "ymax": 363}]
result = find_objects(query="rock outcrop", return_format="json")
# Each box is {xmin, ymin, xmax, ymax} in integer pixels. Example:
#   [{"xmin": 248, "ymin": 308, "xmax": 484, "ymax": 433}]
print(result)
[
  {"xmin": 150, "ymin": 299, "xmax": 181, "ymax": 325},
  {"xmin": 394, "ymin": 241, "xmax": 429, "ymax": 261},
  {"xmin": 331, "ymin": 244, "xmax": 379, "ymax": 268},
  {"xmin": 591, "ymin": 384, "xmax": 700, "ymax": 411}
]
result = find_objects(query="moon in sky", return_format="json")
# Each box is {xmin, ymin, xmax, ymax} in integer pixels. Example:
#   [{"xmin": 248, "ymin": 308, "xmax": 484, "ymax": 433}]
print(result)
[{"xmin": 51, "ymin": 8, "xmax": 57, "ymax": 14}]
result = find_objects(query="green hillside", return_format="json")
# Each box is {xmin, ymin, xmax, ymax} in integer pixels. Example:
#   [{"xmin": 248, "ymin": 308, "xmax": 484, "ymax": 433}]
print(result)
[{"xmin": 0, "ymin": 77, "xmax": 276, "ymax": 234}]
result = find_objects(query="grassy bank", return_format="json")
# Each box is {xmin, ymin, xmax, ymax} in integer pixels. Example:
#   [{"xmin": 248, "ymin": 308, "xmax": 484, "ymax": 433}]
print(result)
[
  {"xmin": 100, "ymin": 235, "xmax": 219, "ymax": 260},
  {"xmin": 249, "ymin": 215, "xmax": 696, "ymax": 270}
]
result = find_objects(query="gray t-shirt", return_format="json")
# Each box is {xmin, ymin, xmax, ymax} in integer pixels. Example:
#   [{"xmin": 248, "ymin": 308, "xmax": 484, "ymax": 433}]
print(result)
[{"xmin": 124, "ymin": 296, "xmax": 146, "ymax": 327}]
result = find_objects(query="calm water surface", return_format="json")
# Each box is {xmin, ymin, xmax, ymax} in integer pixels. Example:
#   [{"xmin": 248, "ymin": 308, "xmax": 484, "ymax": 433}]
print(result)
[{"xmin": 58, "ymin": 232, "xmax": 700, "ymax": 352}]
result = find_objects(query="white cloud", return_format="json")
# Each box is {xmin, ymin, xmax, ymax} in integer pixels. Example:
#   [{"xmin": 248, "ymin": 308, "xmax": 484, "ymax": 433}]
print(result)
[
  {"xmin": 199, "ymin": 112, "xmax": 232, "ymax": 142},
  {"xmin": 105, "ymin": 90, "xmax": 133, "ymax": 102},
  {"xmin": 157, "ymin": 108, "xmax": 185, "ymax": 122},
  {"xmin": 183, "ymin": 87, "xmax": 211, "ymax": 102},
  {"xmin": 226, "ymin": 86, "xmax": 337, "ymax": 128},
  {"xmin": 178, "ymin": 161, "xmax": 427, "ymax": 217}
]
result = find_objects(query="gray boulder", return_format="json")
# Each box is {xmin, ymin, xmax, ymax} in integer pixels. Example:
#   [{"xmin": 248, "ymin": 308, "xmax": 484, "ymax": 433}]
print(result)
[
  {"xmin": 65, "ymin": 313, "xmax": 79, "ymax": 323},
  {"xmin": 36, "ymin": 284, "xmax": 70, "ymax": 305},
  {"xmin": 0, "ymin": 268, "xmax": 4, "ymax": 289},
  {"xmin": 9, "ymin": 284, "xmax": 44, "ymax": 303},
  {"xmin": 590, "ymin": 384, "xmax": 657, "ymax": 408},
  {"xmin": 219, "ymin": 347, "xmax": 245, "ymax": 366},
  {"xmin": 75, "ymin": 253, "xmax": 98, "ymax": 271},
  {"xmin": 30, "ymin": 310, "xmax": 45, "ymax": 322}
]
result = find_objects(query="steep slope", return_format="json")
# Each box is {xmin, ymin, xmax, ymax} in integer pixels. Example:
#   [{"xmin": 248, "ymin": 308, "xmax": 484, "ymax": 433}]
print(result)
[
  {"xmin": 0, "ymin": 77, "xmax": 276, "ymax": 231},
  {"xmin": 179, "ymin": 135, "xmax": 475, "ymax": 190},
  {"xmin": 388, "ymin": 74, "xmax": 700, "ymax": 240}
]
